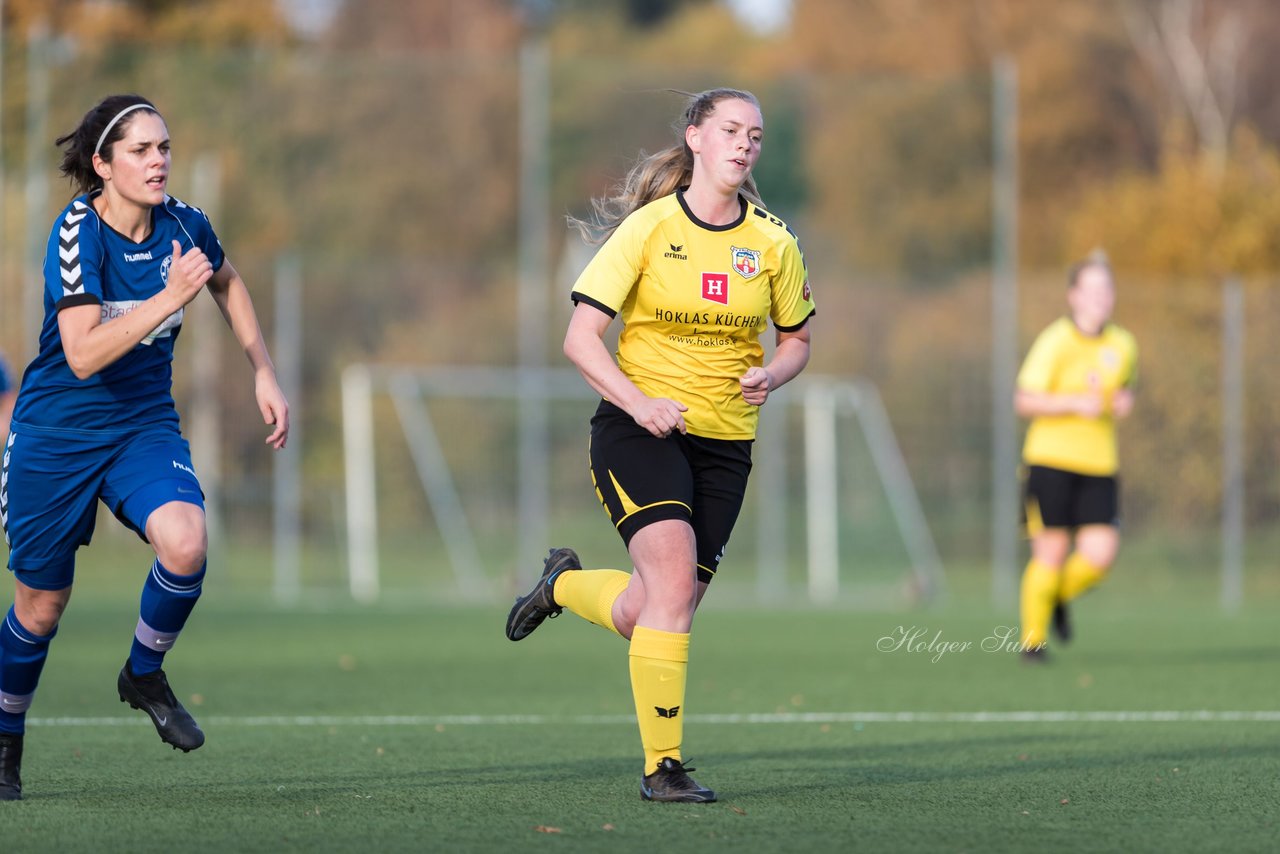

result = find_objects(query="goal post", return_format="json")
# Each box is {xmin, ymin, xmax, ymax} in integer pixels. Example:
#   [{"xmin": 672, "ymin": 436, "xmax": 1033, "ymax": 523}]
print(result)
[{"xmin": 801, "ymin": 378, "xmax": 945, "ymax": 603}]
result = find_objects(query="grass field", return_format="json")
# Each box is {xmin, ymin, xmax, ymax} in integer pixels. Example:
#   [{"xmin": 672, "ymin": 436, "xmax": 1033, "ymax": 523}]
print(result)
[{"xmin": 1, "ymin": 552, "xmax": 1278, "ymax": 853}]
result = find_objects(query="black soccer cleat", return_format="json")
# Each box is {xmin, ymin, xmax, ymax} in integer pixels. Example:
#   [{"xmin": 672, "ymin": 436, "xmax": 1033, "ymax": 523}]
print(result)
[
  {"xmin": 505, "ymin": 547, "xmax": 582, "ymax": 641},
  {"xmin": 1022, "ymin": 646, "xmax": 1049, "ymax": 664},
  {"xmin": 0, "ymin": 733, "xmax": 22, "ymax": 801},
  {"xmin": 1051, "ymin": 601, "xmax": 1073, "ymax": 644},
  {"xmin": 117, "ymin": 661, "xmax": 205, "ymax": 752},
  {"xmin": 641, "ymin": 757, "xmax": 717, "ymax": 803}
]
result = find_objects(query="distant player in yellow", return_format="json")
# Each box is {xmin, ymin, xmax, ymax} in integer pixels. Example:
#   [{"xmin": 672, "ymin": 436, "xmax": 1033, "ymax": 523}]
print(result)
[
  {"xmin": 1016, "ymin": 254, "xmax": 1137, "ymax": 661},
  {"xmin": 505, "ymin": 88, "xmax": 814, "ymax": 801}
]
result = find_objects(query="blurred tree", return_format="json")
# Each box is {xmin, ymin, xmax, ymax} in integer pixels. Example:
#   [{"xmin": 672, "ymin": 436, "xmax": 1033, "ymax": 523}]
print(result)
[
  {"xmin": 785, "ymin": 0, "xmax": 1162, "ymax": 272},
  {"xmin": 1066, "ymin": 129, "xmax": 1280, "ymax": 277},
  {"xmin": 325, "ymin": 0, "xmax": 520, "ymax": 52},
  {"xmin": 625, "ymin": 0, "xmax": 695, "ymax": 27},
  {"xmin": 2, "ymin": 0, "xmax": 292, "ymax": 46},
  {"xmin": 1121, "ymin": 0, "xmax": 1251, "ymax": 177},
  {"xmin": 555, "ymin": 0, "xmax": 714, "ymax": 29}
]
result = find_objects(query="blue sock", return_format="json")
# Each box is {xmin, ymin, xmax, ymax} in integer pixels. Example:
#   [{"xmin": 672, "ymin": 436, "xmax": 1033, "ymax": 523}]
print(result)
[
  {"xmin": 129, "ymin": 559, "xmax": 205, "ymax": 676},
  {"xmin": 0, "ymin": 606, "xmax": 57, "ymax": 735}
]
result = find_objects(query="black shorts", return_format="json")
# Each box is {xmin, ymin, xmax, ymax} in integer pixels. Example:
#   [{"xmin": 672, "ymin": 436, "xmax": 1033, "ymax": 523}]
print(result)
[
  {"xmin": 1023, "ymin": 464, "xmax": 1119, "ymax": 533},
  {"xmin": 589, "ymin": 400, "xmax": 753, "ymax": 584}
]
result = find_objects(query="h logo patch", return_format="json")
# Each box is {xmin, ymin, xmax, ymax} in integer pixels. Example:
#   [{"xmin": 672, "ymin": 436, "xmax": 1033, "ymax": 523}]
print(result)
[{"xmin": 702, "ymin": 273, "xmax": 729, "ymax": 305}]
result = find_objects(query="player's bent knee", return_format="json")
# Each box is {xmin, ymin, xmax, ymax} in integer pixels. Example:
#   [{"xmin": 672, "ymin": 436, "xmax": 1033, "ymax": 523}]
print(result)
[
  {"xmin": 14, "ymin": 588, "xmax": 72, "ymax": 635},
  {"xmin": 155, "ymin": 540, "xmax": 207, "ymax": 575},
  {"xmin": 1078, "ymin": 543, "xmax": 1118, "ymax": 573},
  {"xmin": 146, "ymin": 503, "xmax": 208, "ymax": 573},
  {"xmin": 150, "ymin": 530, "xmax": 208, "ymax": 574}
]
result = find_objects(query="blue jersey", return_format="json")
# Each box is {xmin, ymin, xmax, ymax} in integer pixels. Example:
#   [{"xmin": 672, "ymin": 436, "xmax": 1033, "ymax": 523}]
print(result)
[{"xmin": 12, "ymin": 193, "xmax": 225, "ymax": 436}]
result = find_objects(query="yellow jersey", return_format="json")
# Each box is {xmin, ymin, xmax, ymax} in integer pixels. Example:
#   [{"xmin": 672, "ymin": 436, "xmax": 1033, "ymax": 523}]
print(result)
[
  {"xmin": 571, "ymin": 191, "xmax": 815, "ymax": 440},
  {"xmin": 1018, "ymin": 316, "xmax": 1138, "ymax": 476}
]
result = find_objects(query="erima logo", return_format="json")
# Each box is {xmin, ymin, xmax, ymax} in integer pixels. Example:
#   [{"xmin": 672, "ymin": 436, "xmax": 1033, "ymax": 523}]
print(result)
[
  {"xmin": 172, "ymin": 460, "xmax": 196, "ymax": 476},
  {"xmin": 655, "ymin": 705, "xmax": 680, "ymax": 719},
  {"xmin": 664, "ymin": 243, "xmax": 687, "ymax": 260},
  {"xmin": 124, "ymin": 251, "xmax": 154, "ymax": 262}
]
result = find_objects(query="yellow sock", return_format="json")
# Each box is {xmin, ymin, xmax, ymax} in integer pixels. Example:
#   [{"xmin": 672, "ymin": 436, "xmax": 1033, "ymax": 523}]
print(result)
[
  {"xmin": 1059, "ymin": 552, "xmax": 1106, "ymax": 602},
  {"xmin": 1020, "ymin": 559, "xmax": 1059, "ymax": 649},
  {"xmin": 553, "ymin": 569, "xmax": 631, "ymax": 637},
  {"xmin": 628, "ymin": 625, "xmax": 689, "ymax": 774}
]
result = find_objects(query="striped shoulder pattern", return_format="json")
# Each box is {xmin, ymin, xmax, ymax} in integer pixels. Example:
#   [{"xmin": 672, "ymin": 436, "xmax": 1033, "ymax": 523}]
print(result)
[
  {"xmin": 164, "ymin": 194, "xmax": 205, "ymax": 216},
  {"xmin": 58, "ymin": 199, "xmax": 93, "ymax": 298}
]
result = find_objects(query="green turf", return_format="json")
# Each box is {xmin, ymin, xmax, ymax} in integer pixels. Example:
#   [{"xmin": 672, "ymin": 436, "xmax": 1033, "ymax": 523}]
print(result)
[{"xmin": 2, "ymin": 569, "xmax": 1278, "ymax": 852}]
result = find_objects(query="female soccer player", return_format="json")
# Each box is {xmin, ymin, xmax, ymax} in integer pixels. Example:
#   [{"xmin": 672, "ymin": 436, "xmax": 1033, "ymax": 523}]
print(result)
[
  {"xmin": 505, "ymin": 88, "xmax": 815, "ymax": 801},
  {"xmin": 0, "ymin": 94, "xmax": 289, "ymax": 800},
  {"xmin": 1015, "ymin": 254, "xmax": 1137, "ymax": 661}
]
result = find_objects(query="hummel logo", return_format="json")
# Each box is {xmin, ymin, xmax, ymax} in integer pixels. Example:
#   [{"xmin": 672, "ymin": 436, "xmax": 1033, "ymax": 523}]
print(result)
[
  {"xmin": 655, "ymin": 705, "xmax": 680, "ymax": 719},
  {"xmin": 664, "ymin": 243, "xmax": 688, "ymax": 260}
]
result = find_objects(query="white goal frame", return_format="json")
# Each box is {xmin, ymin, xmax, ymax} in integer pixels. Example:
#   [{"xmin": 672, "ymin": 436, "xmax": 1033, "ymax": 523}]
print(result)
[{"xmin": 341, "ymin": 365, "xmax": 944, "ymax": 605}]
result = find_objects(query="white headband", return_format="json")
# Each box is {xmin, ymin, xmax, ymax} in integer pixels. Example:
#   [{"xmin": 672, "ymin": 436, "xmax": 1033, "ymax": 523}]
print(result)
[{"xmin": 94, "ymin": 103, "xmax": 153, "ymax": 156}]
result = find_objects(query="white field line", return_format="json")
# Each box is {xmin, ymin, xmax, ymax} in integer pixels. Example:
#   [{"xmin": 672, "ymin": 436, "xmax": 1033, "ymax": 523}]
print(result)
[{"xmin": 24, "ymin": 710, "xmax": 1280, "ymax": 728}]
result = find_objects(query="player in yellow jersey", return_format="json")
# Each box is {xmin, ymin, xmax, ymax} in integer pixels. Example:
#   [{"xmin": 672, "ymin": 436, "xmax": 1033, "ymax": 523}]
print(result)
[
  {"xmin": 505, "ymin": 88, "xmax": 814, "ymax": 801},
  {"xmin": 1015, "ymin": 254, "xmax": 1137, "ymax": 662}
]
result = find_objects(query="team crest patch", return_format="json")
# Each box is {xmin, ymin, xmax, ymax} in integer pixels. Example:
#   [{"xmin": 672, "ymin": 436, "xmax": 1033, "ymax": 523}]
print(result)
[
  {"xmin": 702, "ymin": 272, "xmax": 729, "ymax": 305},
  {"xmin": 731, "ymin": 246, "xmax": 762, "ymax": 280}
]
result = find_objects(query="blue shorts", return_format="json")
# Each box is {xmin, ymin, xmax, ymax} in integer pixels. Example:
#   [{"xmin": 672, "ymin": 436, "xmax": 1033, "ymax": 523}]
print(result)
[{"xmin": 2, "ymin": 425, "xmax": 204, "ymax": 590}]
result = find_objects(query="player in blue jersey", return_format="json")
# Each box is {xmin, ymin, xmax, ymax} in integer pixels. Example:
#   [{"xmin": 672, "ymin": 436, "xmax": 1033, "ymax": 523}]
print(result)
[{"xmin": 0, "ymin": 94, "xmax": 290, "ymax": 801}]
